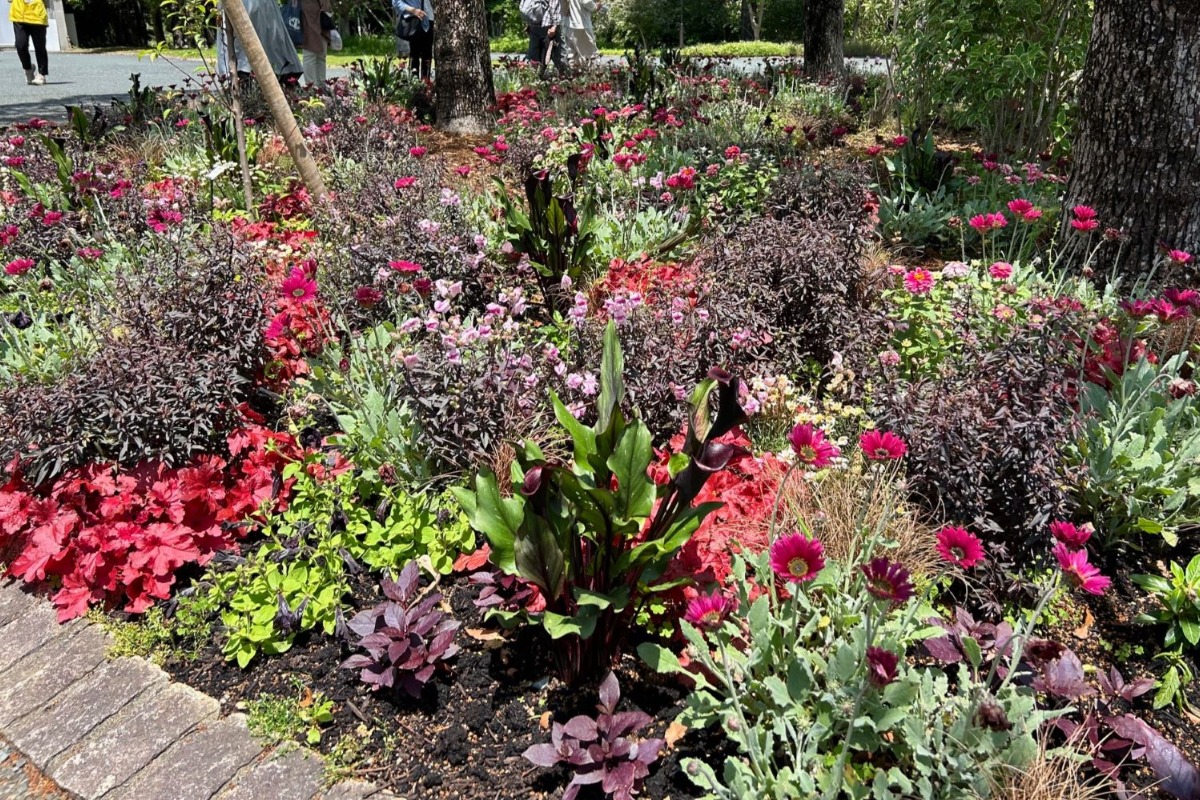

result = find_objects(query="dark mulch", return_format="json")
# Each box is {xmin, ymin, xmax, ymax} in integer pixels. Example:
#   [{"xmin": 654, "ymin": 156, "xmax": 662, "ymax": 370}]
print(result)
[{"xmin": 162, "ymin": 574, "xmax": 721, "ymax": 799}]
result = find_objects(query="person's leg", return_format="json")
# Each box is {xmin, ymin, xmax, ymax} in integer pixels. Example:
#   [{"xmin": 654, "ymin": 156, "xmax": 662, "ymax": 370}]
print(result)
[
  {"xmin": 302, "ymin": 49, "xmax": 316, "ymax": 85},
  {"xmin": 30, "ymin": 25, "xmax": 48, "ymax": 78},
  {"xmin": 13, "ymin": 24, "xmax": 34, "ymax": 79},
  {"xmin": 549, "ymin": 28, "xmax": 566, "ymax": 73},
  {"xmin": 315, "ymin": 49, "xmax": 327, "ymax": 84}
]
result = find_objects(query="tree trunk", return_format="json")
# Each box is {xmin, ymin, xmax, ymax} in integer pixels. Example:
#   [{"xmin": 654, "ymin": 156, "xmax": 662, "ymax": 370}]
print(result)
[
  {"xmin": 739, "ymin": 0, "xmax": 755, "ymax": 40},
  {"xmin": 222, "ymin": 0, "xmax": 327, "ymax": 199},
  {"xmin": 434, "ymin": 0, "xmax": 495, "ymax": 134},
  {"xmin": 1065, "ymin": 0, "xmax": 1200, "ymax": 277},
  {"xmin": 804, "ymin": 0, "xmax": 846, "ymax": 80}
]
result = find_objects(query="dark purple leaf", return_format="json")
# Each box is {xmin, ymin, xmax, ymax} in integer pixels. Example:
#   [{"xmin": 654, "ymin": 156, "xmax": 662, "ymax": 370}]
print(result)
[
  {"xmin": 563, "ymin": 716, "xmax": 599, "ymax": 741},
  {"xmin": 1107, "ymin": 715, "xmax": 1200, "ymax": 800},
  {"xmin": 598, "ymin": 671, "xmax": 620, "ymax": 713},
  {"xmin": 922, "ymin": 636, "xmax": 963, "ymax": 664}
]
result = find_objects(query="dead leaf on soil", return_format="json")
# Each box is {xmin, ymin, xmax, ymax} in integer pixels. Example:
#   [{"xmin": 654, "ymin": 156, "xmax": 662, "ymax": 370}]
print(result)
[
  {"xmin": 539, "ymin": 711, "xmax": 552, "ymax": 730},
  {"xmin": 665, "ymin": 721, "xmax": 688, "ymax": 748},
  {"xmin": 465, "ymin": 627, "xmax": 505, "ymax": 649},
  {"xmin": 1073, "ymin": 608, "xmax": 1094, "ymax": 639}
]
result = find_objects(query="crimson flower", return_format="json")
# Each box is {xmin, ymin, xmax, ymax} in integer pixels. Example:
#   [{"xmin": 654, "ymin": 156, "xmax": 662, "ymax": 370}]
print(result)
[
  {"xmin": 1070, "ymin": 205, "xmax": 1099, "ymax": 232},
  {"xmin": 394, "ymin": 176, "xmax": 417, "ymax": 189},
  {"xmin": 280, "ymin": 267, "xmax": 317, "ymax": 303},
  {"xmin": 1164, "ymin": 287, "xmax": 1200, "ymax": 310},
  {"xmin": 1053, "ymin": 543, "xmax": 1110, "ymax": 596},
  {"xmin": 865, "ymin": 145, "xmax": 883, "ymax": 156},
  {"xmin": 866, "ymin": 646, "xmax": 899, "ymax": 687},
  {"xmin": 1049, "ymin": 520, "xmax": 1090, "ymax": 548},
  {"xmin": 891, "ymin": 135, "xmax": 909, "ymax": 147},
  {"xmin": 935, "ymin": 526, "xmax": 985, "ymax": 568},
  {"xmin": 788, "ymin": 423, "xmax": 839, "ymax": 469},
  {"xmin": 1166, "ymin": 249, "xmax": 1193, "ymax": 267},
  {"xmin": 1155, "ymin": 299, "xmax": 1189, "ymax": 324},
  {"xmin": 861, "ymin": 557, "xmax": 914, "ymax": 604},
  {"xmin": 968, "ymin": 212, "xmax": 1007, "ymax": 234},
  {"xmin": 389, "ymin": 260, "xmax": 422, "ymax": 273},
  {"xmin": 988, "ymin": 261, "xmax": 1013, "ymax": 280},
  {"xmin": 1006, "ymin": 198, "xmax": 1041, "ymax": 222},
  {"xmin": 684, "ymin": 592, "xmax": 736, "ymax": 629},
  {"xmin": 859, "ymin": 430, "xmax": 907, "ymax": 461},
  {"xmin": 903, "ymin": 269, "xmax": 935, "ymax": 295},
  {"xmin": 354, "ymin": 286, "xmax": 383, "ymax": 307},
  {"xmin": 4, "ymin": 258, "xmax": 34, "ymax": 276},
  {"xmin": 409, "ymin": 146, "xmax": 428, "ymax": 158},
  {"xmin": 769, "ymin": 533, "xmax": 825, "ymax": 584}
]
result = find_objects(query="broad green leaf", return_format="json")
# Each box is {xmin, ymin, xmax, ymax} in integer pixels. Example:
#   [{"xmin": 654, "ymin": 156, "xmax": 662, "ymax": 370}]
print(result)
[
  {"xmin": 607, "ymin": 421, "xmax": 655, "ymax": 522},
  {"xmin": 542, "ymin": 609, "xmax": 597, "ymax": 640},
  {"xmin": 595, "ymin": 321, "xmax": 625, "ymax": 436},
  {"xmin": 514, "ymin": 517, "xmax": 565, "ymax": 597},
  {"xmin": 452, "ymin": 469, "xmax": 523, "ymax": 574}
]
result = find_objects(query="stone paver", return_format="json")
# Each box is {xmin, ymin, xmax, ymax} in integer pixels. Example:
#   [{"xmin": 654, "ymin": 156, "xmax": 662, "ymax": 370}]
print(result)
[
  {"xmin": 0, "ymin": 623, "xmax": 108, "ymax": 727},
  {"xmin": 50, "ymin": 681, "xmax": 219, "ymax": 798},
  {"xmin": 0, "ymin": 605, "xmax": 78, "ymax": 675},
  {"xmin": 104, "ymin": 714, "xmax": 262, "ymax": 800},
  {"xmin": 0, "ymin": 583, "xmax": 37, "ymax": 627},
  {"xmin": 314, "ymin": 779, "xmax": 380, "ymax": 799},
  {"xmin": 215, "ymin": 747, "xmax": 324, "ymax": 800},
  {"xmin": 5, "ymin": 657, "xmax": 168, "ymax": 764}
]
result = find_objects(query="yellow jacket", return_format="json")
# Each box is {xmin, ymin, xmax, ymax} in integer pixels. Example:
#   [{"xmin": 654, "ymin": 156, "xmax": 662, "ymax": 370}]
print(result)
[{"xmin": 9, "ymin": 0, "xmax": 48, "ymax": 26}]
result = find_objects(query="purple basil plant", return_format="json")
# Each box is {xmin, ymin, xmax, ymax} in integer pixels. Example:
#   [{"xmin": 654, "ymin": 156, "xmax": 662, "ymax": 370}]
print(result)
[
  {"xmin": 523, "ymin": 672, "xmax": 663, "ymax": 800},
  {"xmin": 339, "ymin": 561, "xmax": 460, "ymax": 696}
]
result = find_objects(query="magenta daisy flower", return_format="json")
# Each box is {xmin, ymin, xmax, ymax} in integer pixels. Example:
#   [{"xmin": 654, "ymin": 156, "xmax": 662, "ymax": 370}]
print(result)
[
  {"xmin": 935, "ymin": 526, "xmax": 985, "ymax": 568},
  {"xmin": 1049, "ymin": 520, "xmax": 1090, "ymax": 548},
  {"xmin": 280, "ymin": 267, "xmax": 317, "ymax": 303},
  {"xmin": 866, "ymin": 646, "xmax": 899, "ymax": 687},
  {"xmin": 861, "ymin": 557, "xmax": 914, "ymax": 604},
  {"xmin": 859, "ymin": 430, "xmax": 907, "ymax": 461},
  {"xmin": 1053, "ymin": 543, "xmax": 1110, "ymax": 596},
  {"xmin": 903, "ymin": 269, "xmax": 935, "ymax": 295},
  {"xmin": 394, "ymin": 176, "xmax": 417, "ymax": 189},
  {"xmin": 788, "ymin": 423, "xmax": 840, "ymax": 469},
  {"xmin": 770, "ymin": 533, "xmax": 825, "ymax": 584},
  {"xmin": 4, "ymin": 258, "xmax": 35, "ymax": 276},
  {"xmin": 683, "ymin": 592, "xmax": 737, "ymax": 629},
  {"xmin": 354, "ymin": 286, "xmax": 384, "ymax": 308},
  {"xmin": 389, "ymin": 260, "xmax": 423, "ymax": 273},
  {"xmin": 1166, "ymin": 249, "xmax": 1193, "ymax": 267}
]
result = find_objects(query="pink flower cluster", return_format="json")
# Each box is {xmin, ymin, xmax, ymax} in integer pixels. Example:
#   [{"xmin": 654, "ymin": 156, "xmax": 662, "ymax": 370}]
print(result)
[{"xmin": 1049, "ymin": 521, "xmax": 1109, "ymax": 595}]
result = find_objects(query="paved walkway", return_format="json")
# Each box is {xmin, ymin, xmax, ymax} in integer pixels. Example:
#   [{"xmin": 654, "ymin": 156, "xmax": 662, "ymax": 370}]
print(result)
[{"xmin": 0, "ymin": 579, "xmax": 392, "ymax": 800}]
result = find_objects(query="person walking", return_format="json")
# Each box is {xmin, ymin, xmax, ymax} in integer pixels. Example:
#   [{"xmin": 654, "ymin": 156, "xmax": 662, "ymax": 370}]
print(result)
[
  {"xmin": 520, "ymin": 0, "xmax": 564, "ymax": 76},
  {"xmin": 217, "ymin": 0, "xmax": 303, "ymax": 80},
  {"xmin": 9, "ymin": 0, "xmax": 49, "ymax": 86},
  {"xmin": 564, "ymin": 0, "xmax": 598, "ymax": 68},
  {"xmin": 299, "ymin": 0, "xmax": 333, "ymax": 89},
  {"xmin": 393, "ymin": 0, "xmax": 433, "ymax": 80}
]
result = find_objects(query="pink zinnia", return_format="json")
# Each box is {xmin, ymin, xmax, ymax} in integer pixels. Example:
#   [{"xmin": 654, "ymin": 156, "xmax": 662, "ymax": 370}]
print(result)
[
  {"xmin": 861, "ymin": 557, "xmax": 914, "ymax": 604},
  {"xmin": 1071, "ymin": 205, "xmax": 1099, "ymax": 232},
  {"xmin": 5, "ymin": 258, "xmax": 35, "ymax": 276},
  {"xmin": 389, "ymin": 260, "xmax": 422, "ymax": 273},
  {"xmin": 1006, "ymin": 198, "xmax": 1041, "ymax": 222},
  {"xmin": 988, "ymin": 261, "xmax": 1013, "ymax": 280},
  {"xmin": 280, "ymin": 267, "xmax": 317, "ymax": 302},
  {"xmin": 903, "ymin": 269, "xmax": 935, "ymax": 295},
  {"xmin": 867, "ymin": 646, "xmax": 899, "ymax": 687},
  {"xmin": 860, "ymin": 430, "xmax": 907, "ymax": 461},
  {"xmin": 788, "ymin": 423, "xmax": 840, "ymax": 469},
  {"xmin": 769, "ymin": 533, "xmax": 825, "ymax": 584},
  {"xmin": 723, "ymin": 145, "xmax": 741, "ymax": 160},
  {"xmin": 935, "ymin": 526, "xmax": 986, "ymax": 568},
  {"xmin": 409, "ymin": 146, "xmax": 427, "ymax": 158},
  {"xmin": 1164, "ymin": 287, "xmax": 1200, "ymax": 310},
  {"xmin": 394, "ymin": 176, "xmax": 417, "ymax": 189},
  {"xmin": 1155, "ymin": 299, "xmax": 1189, "ymax": 324},
  {"xmin": 1053, "ymin": 543, "xmax": 1110, "ymax": 596},
  {"xmin": 1049, "ymin": 520, "xmax": 1090, "ymax": 549},
  {"xmin": 455, "ymin": 165, "xmax": 472, "ymax": 177},
  {"xmin": 683, "ymin": 592, "xmax": 736, "ymax": 629}
]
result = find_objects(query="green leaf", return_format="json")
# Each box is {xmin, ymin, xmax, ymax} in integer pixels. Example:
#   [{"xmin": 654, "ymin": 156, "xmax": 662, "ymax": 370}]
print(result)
[
  {"xmin": 452, "ymin": 469, "xmax": 523, "ymax": 574},
  {"xmin": 595, "ymin": 321, "xmax": 625, "ymax": 436},
  {"xmin": 607, "ymin": 421, "xmax": 655, "ymax": 522},
  {"xmin": 573, "ymin": 586, "xmax": 630, "ymax": 611},
  {"xmin": 961, "ymin": 635, "xmax": 982, "ymax": 669},
  {"xmin": 542, "ymin": 609, "xmax": 597, "ymax": 640},
  {"xmin": 1180, "ymin": 619, "xmax": 1200, "ymax": 646},
  {"xmin": 551, "ymin": 392, "xmax": 596, "ymax": 466},
  {"xmin": 513, "ymin": 517, "xmax": 565, "ymax": 597},
  {"xmin": 638, "ymin": 642, "xmax": 683, "ymax": 674}
]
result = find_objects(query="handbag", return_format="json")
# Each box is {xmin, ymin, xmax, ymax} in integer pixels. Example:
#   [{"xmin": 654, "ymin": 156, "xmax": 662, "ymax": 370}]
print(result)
[
  {"xmin": 281, "ymin": 0, "xmax": 304, "ymax": 47},
  {"xmin": 319, "ymin": 10, "xmax": 336, "ymax": 30},
  {"xmin": 395, "ymin": 0, "xmax": 425, "ymax": 39}
]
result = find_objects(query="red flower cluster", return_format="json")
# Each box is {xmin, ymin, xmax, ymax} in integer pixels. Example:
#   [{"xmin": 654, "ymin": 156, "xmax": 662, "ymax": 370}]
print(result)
[
  {"xmin": 592, "ymin": 255, "xmax": 697, "ymax": 305},
  {"xmin": 0, "ymin": 425, "xmax": 301, "ymax": 621}
]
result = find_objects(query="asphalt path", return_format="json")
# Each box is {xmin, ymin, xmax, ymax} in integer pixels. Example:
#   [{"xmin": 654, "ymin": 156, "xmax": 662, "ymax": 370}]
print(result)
[{"xmin": 0, "ymin": 50, "xmax": 886, "ymax": 125}]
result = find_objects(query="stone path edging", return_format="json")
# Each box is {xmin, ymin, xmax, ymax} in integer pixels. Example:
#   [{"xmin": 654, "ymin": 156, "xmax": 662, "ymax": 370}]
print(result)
[{"xmin": 0, "ymin": 579, "xmax": 397, "ymax": 800}]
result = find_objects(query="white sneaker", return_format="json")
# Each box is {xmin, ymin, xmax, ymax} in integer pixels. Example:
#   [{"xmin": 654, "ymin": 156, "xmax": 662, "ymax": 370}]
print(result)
[
  {"xmin": 31, "ymin": 73, "xmax": 45, "ymax": 85},
  {"xmin": 24, "ymin": 69, "xmax": 34, "ymax": 85}
]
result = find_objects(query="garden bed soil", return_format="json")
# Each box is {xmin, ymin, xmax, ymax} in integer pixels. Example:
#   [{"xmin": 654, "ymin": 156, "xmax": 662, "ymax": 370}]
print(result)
[{"xmin": 162, "ymin": 574, "xmax": 721, "ymax": 800}]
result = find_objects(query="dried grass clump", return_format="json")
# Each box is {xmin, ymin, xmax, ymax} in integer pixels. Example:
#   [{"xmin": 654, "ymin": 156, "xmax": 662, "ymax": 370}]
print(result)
[{"xmin": 987, "ymin": 747, "xmax": 1111, "ymax": 800}]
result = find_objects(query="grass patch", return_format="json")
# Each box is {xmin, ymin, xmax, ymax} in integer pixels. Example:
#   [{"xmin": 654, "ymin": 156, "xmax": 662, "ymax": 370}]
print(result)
[{"xmin": 244, "ymin": 679, "xmax": 336, "ymax": 746}]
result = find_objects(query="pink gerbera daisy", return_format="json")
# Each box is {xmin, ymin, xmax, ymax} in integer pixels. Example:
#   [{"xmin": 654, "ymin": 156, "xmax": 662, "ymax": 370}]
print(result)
[
  {"xmin": 860, "ymin": 430, "xmax": 907, "ymax": 461},
  {"xmin": 389, "ymin": 260, "xmax": 423, "ymax": 273},
  {"xmin": 1049, "ymin": 520, "xmax": 1090, "ymax": 548},
  {"xmin": 683, "ymin": 592, "xmax": 737, "ymax": 629},
  {"xmin": 769, "ymin": 533, "xmax": 825, "ymax": 584},
  {"xmin": 861, "ymin": 557, "xmax": 914, "ymax": 604},
  {"xmin": 1053, "ymin": 543, "xmax": 1110, "ymax": 596},
  {"xmin": 280, "ymin": 267, "xmax": 317, "ymax": 302},
  {"xmin": 1166, "ymin": 249, "xmax": 1193, "ymax": 267},
  {"xmin": 787, "ymin": 423, "xmax": 840, "ymax": 469},
  {"xmin": 935, "ymin": 526, "xmax": 986, "ymax": 568},
  {"xmin": 903, "ymin": 269, "xmax": 935, "ymax": 295},
  {"xmin": 867, "ymin": 646, "xmax": 899, "ymax": 687}
]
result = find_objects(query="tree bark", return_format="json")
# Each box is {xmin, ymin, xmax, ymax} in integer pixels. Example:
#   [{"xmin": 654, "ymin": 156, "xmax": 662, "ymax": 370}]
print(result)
[
  {"xmin": 434, "ymin": 0, "xmax": 495, "ymax": 134},
  {"xmin": 222, "ymin": 0, "xmax": 327, "ymax": 199},
  {"xmin": 804, "ymin": 0, "xmax": 846, "ymax": 80},
  {"xmin": 1065, "ymin": 0, "xmax": 1200, "ymax": 277}
]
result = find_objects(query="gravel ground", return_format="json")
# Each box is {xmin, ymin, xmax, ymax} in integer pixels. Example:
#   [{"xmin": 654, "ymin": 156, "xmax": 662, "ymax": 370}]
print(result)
[{"xmin": 0, "ymin": 738, "xmax": 71, "ymax": 800}]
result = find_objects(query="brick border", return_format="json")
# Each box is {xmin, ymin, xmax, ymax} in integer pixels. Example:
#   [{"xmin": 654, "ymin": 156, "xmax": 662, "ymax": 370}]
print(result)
[{"xmin": 0, "ymin": 579, "xmax": 396, "ymax": 800}]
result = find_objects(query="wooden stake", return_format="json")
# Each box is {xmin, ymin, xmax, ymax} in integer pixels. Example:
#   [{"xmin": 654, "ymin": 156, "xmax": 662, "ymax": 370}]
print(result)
[{"xmin": 221, "ymin": 0, "xmax": 327, "ymax": 199}]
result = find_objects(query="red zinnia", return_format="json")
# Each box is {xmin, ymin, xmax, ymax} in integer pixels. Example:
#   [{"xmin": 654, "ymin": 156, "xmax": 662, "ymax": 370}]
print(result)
[
  {"xmin": 788, "ymin": 423, "xmax": 840, "ymax": 469},
  {"xmin": 861, "ymin": 557, "xmax": 914, "ymax": 604},
  {"xmin": 769, "ymin": 533, "xmax": 826, "ymax": 584},
  {"xmin": 683, "ymin": 592, "xmax": 736, "ymax": 629},
  {"xmin": 935, "ymin": 526, "xmax": 985, "ymax": 568},
  {"xmin": 1070, "ymin": 205, "xmax": 1099, "ymax": 232},
  {"xmin": 903, "ymin": 269, "xmax": 935, "ymax": 295},
  {"xmin": 1006, "ymin": 198, "xmax": 1041, "ymax": 222},
  {"xmin": 1049, "ymin": 520, "xmax": 1090, "ymax": 549},
  {"xmin": 4, "ymin": 258, "xmax": 34, "ymax": 276},
  {"xmin": 1053, "ymin": 543, "xmax": 1110, "ymax": 596},
  {"xmin": 859, "ymin": 430, "xmax": 907, "ymax": 461},
  {"xmin": 867, "ymin": 646, "xmax": 899, "ymax": 687},
  {"xmin": 280, "ymin": 267, "xmax": 317, "ymax": 303}
]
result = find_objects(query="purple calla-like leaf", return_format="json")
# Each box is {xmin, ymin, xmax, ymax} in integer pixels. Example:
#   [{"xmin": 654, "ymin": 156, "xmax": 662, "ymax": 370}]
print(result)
[
  {"xmin": 563, "ymin": 716, "xmax": 599, "ymax": 741},
  {"xmin": 1107, "ymin": 715, "xmax": 1200, "ymax": 800},
  {"xmin": 523, "ymin": 744, "xmax": 562, "ymax": 768}
]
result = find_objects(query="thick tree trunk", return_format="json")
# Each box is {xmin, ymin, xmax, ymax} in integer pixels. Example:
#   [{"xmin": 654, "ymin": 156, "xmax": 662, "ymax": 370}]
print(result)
[
  {"xmin": 739, "ymin": 0, "xmax": 757, "ymax": 41},
  {"xmin": 1065, "ymin": 0, "xmax": 1200, "ymax": 277},
  {"xmin": 434, "ymin": 0, "xmax": 495, "ymax": 134},
  {"xmin": 804, "ymin": 0, "xmax": 846, "ymax": 79}
]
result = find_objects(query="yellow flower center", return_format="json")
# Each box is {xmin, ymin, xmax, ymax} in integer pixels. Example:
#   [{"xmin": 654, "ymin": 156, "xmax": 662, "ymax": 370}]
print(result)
[{"xmin": 788, "ymin": 557, "xmax": 810, "ymax": 578}]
